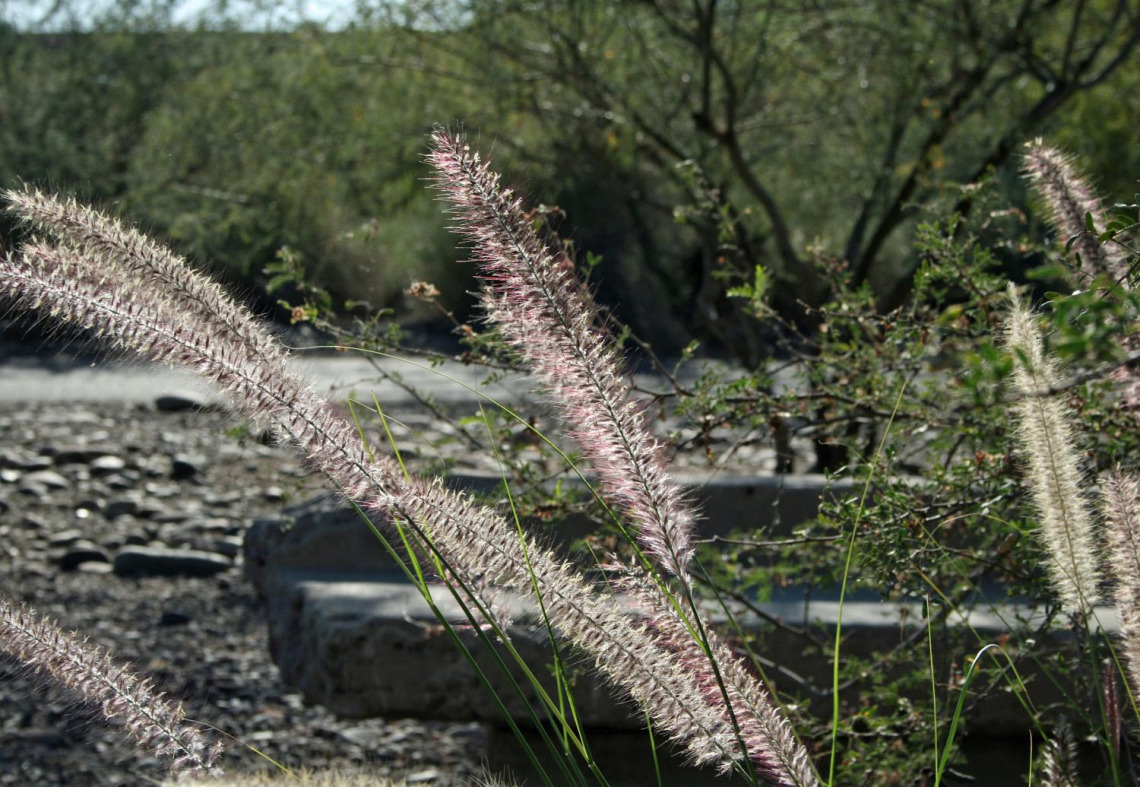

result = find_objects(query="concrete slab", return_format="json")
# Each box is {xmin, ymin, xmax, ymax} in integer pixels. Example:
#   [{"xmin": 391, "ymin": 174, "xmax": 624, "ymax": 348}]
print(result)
[{"xmin": 246, "ymin": 477, "xmax": 1119, "ymax": 737}]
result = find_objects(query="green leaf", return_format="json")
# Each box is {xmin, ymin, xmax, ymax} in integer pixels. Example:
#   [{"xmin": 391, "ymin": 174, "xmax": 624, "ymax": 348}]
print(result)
[{"xmin": 1026, "ymin": 263, "xmax": 1069, "ymax": 281}]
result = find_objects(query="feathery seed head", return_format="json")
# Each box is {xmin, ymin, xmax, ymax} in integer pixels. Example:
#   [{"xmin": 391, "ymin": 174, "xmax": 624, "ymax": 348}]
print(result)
[
  {"xmin": 1102, "ymin": 471, "xmax": 1140, "ymax": 699},
  {"xmin": 1023, "ymin": 139, "xmax": 1128, "ymax": 283},
  {"xmin": 1039, "ymin": 717, "xmax": 1079, "ymax": 787},
  {"xmin": 0, "ymin": 597, "xmax": 224, "ymax": 778},
  {"xmin": 1005, "ymin": 286, "xmax": 1101, "ymax": 615},
  {"xmin": 428, "ymin": 129, "xmax": 697, "ymax": 586},
  {"xmin": 3, "ymin": 187, "xmax": 284, "ymax": 365}
]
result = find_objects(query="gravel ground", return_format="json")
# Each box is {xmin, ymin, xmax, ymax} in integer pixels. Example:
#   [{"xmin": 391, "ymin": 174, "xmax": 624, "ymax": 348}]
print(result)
[{"xmin": 0, "ymin": 401, "xmax": 487, "ymax": 786}]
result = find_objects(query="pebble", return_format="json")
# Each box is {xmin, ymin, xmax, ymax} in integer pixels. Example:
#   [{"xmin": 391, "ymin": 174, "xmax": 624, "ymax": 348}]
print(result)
[
  {"xmin": 212, "ymin": 536, "xmax": 245, "ymax": 558},
  {"xmin": 158, "ymin": 610, "xmax": 193, "ymax": 627},
  {"xmin": 406, "ymin": 769, "xmax": 441, "ymax": 783},
  {"xmin": 5, "ymin": 454, "xmax": 52, "ymax": 471},
  {"xmin": 19, "ymin": 515, "xmax": 46, "ymax": 530},
  {"xmin": 154, "ymin": 393, "xmax": 210, "ymax": 412},
  {"xmin": 74, "ymin": 498, "xmax": 103, "ymax": 513},
  {"xmin": 113, "ymin": 545, "xmax": 232, "ymax": 578},
  {"xmin": 16, "ymin": 481, "xmax": 48, "ymax": 498},
  {"xmin": 89, "ymin": 455, "xmax": 127, "ymax": 474},
  {"xmin": 53, "ymin": 447, "xmax": 113, "ymax": 465},
  {"xmin": 21, "ymin": 470, "xmax": 70, "ymax": 490},
  {"xmin": 152, "ymin": 511, "xmax": 192, "ymax": 524},
  {"xmin": 57, "ymin": 542, "xmax": 111, "ymax": 572},
  {"xmin": 104, "ymin": 497, "xmax": 139, "ymax": 519},
  {"xmin": 47, "ymin": 529, "xmax": 86, "ymax": 547},
  {"xmin": 135, "ymin": 498, "xmax": 165, "ymax": 519},
  {"xmin": 170, "ymin": 454, "xmax": 202, "ymax": 480}
]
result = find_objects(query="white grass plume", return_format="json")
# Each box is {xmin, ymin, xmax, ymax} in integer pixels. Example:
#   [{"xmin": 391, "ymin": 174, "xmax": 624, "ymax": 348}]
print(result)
[{"xmin": 1004, "ymin": 285, "xmax": 1101, "ymax": 615}]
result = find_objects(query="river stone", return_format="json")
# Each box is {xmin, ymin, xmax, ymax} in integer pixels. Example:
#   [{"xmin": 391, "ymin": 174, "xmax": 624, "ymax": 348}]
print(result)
[
  {"xmin": 2, "ymin": 453, "xmax": 52, "ymax": 471},
  {"xmin": 212, "ymin": 535, "xmax": 244, "ymax": 558},
  {"xmin": 21, "ymin": 470, "xmax": 69, "ymax": 489},
  {"xmin": 53, "ymin": 447, "xmax": 113, "ymax": 465},
  {"xmin": 47, "ymin": 529, "xmax": 85, "ymax": 547},
  {"xmin": 158, "ymin": 610, "xmax": 192, "ymax": 627},
  {"xmin": 154, "ymin": 393, "xmax": 208, "ymax": 412},
  {"xmin": 89, "ymin": 455, "xmax": 127, "ymax": 474},
  {"xmin": 170, "ymin": 454, "xmax": 202, "ymax": 480},
  {"xmin": 113, "ymin": 546, "xmax": 232, "ymax": 577},
  {"xmin": 104, "ymin": 472, "xmax": 138, "ymax": 490},
  {"xmin": 57, "ymin": 542, "xmax": 111, "ymax": 571},
  {"xmin": 104, "ymin": 497, "xmax": 139, "ymax": 518}
]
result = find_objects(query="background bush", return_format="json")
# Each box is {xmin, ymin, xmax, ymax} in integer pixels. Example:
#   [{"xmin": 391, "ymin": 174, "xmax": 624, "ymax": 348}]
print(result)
[{"xmin": 3, "ymin": 0, "xmax": 1136, "ymax": 351}]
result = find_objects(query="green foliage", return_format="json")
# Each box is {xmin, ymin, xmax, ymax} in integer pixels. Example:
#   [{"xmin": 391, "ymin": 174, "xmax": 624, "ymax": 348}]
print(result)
[
  {"xmin": 122, "ymin": 27, "xmax": 476, "ymax": 312},
  {"xmin": 388, "ymin": 0, "xmax": 1139, "ymax": 357}
]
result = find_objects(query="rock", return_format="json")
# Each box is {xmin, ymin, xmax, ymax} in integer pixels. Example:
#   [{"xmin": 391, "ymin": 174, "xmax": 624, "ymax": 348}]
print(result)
[
  {"xmin": 21, "ymin": 470, "xmax": 70, "ymax": 490},
  {"xmin": 113, "ymin": 546, "xmax": 231, "ymax": 578},
  {"xmin": 183, "ymin": 517, "xmax": 232, "ymax": 535},
  {"xmin": 203, "ymin": 490, "xmax": 241, "ymax": 507},
  {"xmin": 170, "ymin": 454, "xmax": 202, "ymax": 480},
  {"xmin": 0, "ymin": 497, "xmax": 8, "ymax": 514},
  {"xmin": 154, "ymin": 393, "xmax": 208, "ymax": 412},
  {"xmin": 57, "ymin": 542, "xmax": 111, "ymax": 572},
  {"xmin": 74, "ymin": 498, "xmax": 103, "ymax": 514},
  {"xmin": 20, "ymin": 515, "xmax": 46, "ymax": 531},
  {"xmin": 76, "ymin": 561, "xmax": 114, "ymax": 575},
  {"xmin": 134, "ymin": 498, "xmax": 165, "ymax": 520},
  {"xmin": 211, "ymin": 535, "xmax": 244, "ymax": 558},
  {"xmin": 89, "ymin": 455, "xmax": 127, "ymax": 474},
  {"xmin": 151, "ymin": 511, "xmax": 192, "ymax": 524},
  {"xmin": 47, "ymin": 529, "xmax": 86, "ymax": 547},
  {"xmin": 263, "ymin": 486, "xmax": 285, "ymax": 502},
  {"xmin": 104, "ymin": 472, "xmax": 138, "ymax": 490},
  {"xmin": 53, "ymin": 447, "xmax": 113, "ymax": 465},
  {"xmin": 3, "ymin": 453, "xmax": 52, "ymax": 471},
  {"xmin": 16, "ymin": 481, "xmax": 47, "ymax": 498},
  {"xmin": 104, "ymin": 497, "xmax": 139, "ymax": 519},
  {"xmin": 0, "ymin": 469, "xmax": 20, "ymax": 483},
  {"xmin": 339, "ymin": 727, "xmax": 387, "ymax": 748},
  {"xmin": 158, "ymin": 610, "xmax": 192, "ymax": 627},
  {"xmin": 144, "ymin": 481, "xmax": 181, "ymax": 498}
]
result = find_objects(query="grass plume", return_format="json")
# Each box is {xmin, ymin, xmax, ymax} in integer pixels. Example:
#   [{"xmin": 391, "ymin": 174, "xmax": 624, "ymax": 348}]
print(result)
[
  {"xmin": 1102, "ymin": 471, "xmax": 1140, "ymax": 700},
  {"xmin": 1023, "ymin": 139, "xmax": 1129, "ymax": 284},
  {"xmin": 1004, "ymin": 285, "xmax": 1101, "ymax": 615},
  {"xmin": 0, "ymin": 596, "xmax": 224, "ymax": 779},
  {"xmin": 428, "ymin": 129, "xmax": 696, "ymax": 588}
]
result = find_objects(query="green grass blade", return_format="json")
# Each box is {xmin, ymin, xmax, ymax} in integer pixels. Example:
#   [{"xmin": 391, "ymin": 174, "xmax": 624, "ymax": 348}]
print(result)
[
  {"xmin": 827, "ymin": 375, "xmax": 910, "ymax": 786},
  {"xmin": 936, "ymin": 643, "xmax": 1000, "ymax": 784}
]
